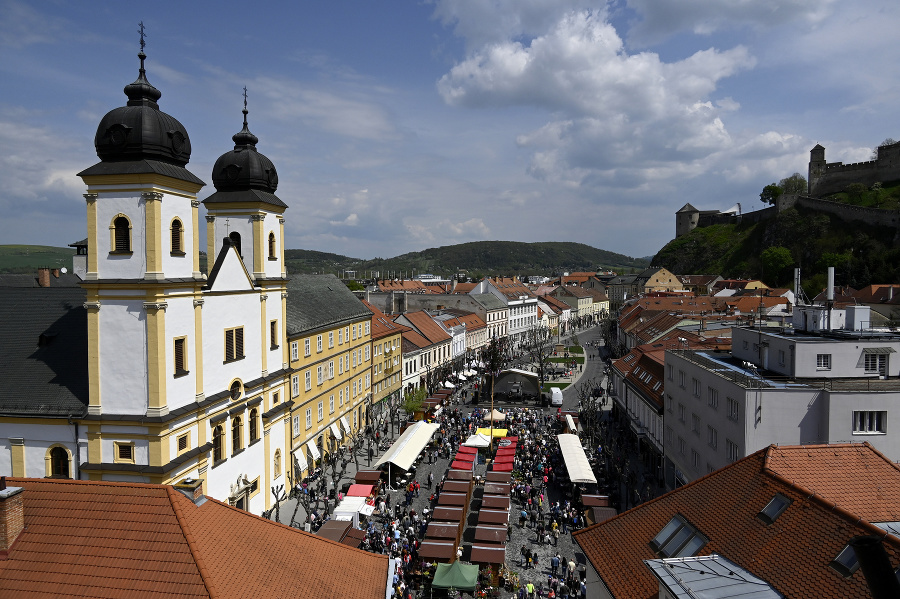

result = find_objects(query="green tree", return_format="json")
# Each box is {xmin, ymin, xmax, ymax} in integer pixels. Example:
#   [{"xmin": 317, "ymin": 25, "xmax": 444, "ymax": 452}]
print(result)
[
  {"xmin": 760, "ymin": 183, "xmax": 782, "ymax": 205},
  {"xmin": 760, "ymin": 246, "xmax": 794, "ymax": 286},
  {"xmin": 778, "ymin": 173, "xmax": 807, "ymax": 194},
  {"xmin": 401, "ymin": 387, "xmax": 426, "ymax": 417}
]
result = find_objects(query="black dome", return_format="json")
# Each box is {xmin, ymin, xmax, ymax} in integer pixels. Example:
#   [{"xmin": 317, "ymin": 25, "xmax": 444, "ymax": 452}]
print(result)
[
  {"xmin": 93, "ymin": 51, "xmax": 192, "ymax": 166},
  {"xmin": 211, "ymin": 101, "xmax": 278, "ymax": 193}
]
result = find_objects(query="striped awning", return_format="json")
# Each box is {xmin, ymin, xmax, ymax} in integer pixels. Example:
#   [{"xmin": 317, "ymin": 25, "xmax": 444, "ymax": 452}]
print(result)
[{"xmin": 863, "ymin": 347, "xmax": 896, "ymax": 354}]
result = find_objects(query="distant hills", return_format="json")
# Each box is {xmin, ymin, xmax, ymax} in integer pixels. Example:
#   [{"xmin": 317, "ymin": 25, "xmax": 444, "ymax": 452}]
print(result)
[
  {"xmin": 0, "ymin": 241, "xmax": 649, "ymax": 279},
  {"xmin": 285, "ymin": 241, "xmax": 649, "ymax": 278}
]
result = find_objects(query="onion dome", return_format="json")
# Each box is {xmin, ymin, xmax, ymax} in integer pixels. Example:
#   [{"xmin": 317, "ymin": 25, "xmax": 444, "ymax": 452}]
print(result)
[
  {"xmin": 93, "ymin": 50, "xmax": 192, "ymax": 166},
  {"xmin": 210, "ymin": 94, "xmax": 279, "ymax": 193}
]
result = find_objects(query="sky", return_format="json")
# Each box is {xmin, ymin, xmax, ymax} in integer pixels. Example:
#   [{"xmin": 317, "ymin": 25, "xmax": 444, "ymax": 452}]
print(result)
[{"xmin": 2, "ymin": 0, "xmax": 899, "ymax": 262}]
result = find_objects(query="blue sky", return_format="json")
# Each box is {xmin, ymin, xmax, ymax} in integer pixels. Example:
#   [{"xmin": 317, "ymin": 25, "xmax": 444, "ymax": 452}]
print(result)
[{"xmin": 2, "ymin": 1, "xmax": 899, "ymax": 261}]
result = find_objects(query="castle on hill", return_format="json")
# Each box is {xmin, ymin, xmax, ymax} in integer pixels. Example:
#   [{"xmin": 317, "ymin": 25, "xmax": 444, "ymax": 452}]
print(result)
[{"xmin": 676, "ymin": 140, "xmax": 900, "ymax": 237}]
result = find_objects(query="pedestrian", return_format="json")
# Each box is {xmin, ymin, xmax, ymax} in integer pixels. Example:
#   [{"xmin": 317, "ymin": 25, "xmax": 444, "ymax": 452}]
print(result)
[{"xmin": 428, "ymin": 471, "xmax": 434, "ymax": 488}]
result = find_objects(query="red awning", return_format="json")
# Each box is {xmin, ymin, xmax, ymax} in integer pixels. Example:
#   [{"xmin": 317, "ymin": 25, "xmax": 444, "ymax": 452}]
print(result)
[
  {"xmin": 450, "ymin": 460, "xmax": 473, "ymax": 471},
  {"xmin": 493, "ymin": 455, "xmax": 514, "ymax": 464},
  {"xmin": 491, "ymin": 462, "xmax": 514, "ymax": 472},
  {"xmin": 457, "ymin": 446, "xmax": 478, "ymax": 455},
  {"xmin": 495, "ymin": 447, "xmax": 516, "ymax": 455},
  {"xmin": 454, "ymin": 452, "xmax": 476, "ymax": 462},
  {"xmin": 346, "ymin": 484, "xmax": 374, "ymax": 497}
]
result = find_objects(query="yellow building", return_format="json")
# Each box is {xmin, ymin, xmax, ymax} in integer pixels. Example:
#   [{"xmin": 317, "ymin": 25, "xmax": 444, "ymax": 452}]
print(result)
[
  {"xmin": 285, "ymin": 275, "xmax": 372, "ymax": 479},
  {"xmin": 363, "ymin": 301, "xmax": 410, "ymax": 428}
]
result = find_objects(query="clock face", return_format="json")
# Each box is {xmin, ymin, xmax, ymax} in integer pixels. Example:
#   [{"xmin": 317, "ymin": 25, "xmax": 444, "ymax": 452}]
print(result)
[{"xmin": 107, "ymin": 124, "xmax": 130, "ymax": 147}]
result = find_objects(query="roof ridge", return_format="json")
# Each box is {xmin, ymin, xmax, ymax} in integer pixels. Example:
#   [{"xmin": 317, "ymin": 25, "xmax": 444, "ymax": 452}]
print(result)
[{"xmin": 166, "ymin": 487, "xmax": 217, "ymax": 598}]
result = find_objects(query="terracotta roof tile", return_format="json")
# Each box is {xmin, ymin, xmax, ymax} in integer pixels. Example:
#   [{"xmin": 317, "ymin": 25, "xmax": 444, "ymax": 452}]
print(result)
[
  {"xmin": 573, "ymin": 444, "xmax": 900, "ymax": 599},
  {"xmin": 0, "ymin": 478, "xmax": 388, "ymax": 599}
]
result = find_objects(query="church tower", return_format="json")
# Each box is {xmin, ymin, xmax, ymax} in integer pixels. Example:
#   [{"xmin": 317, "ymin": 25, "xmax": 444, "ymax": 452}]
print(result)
[{"xmin": 77, "ymin": 37, "xmax": 205, "ymax": 426}]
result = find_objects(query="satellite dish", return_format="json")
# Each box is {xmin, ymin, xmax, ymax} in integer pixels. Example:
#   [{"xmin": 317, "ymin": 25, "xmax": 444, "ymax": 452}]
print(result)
[{"xmin": 61, "ymin": 267, "xmax": 68, "ymax": 274}]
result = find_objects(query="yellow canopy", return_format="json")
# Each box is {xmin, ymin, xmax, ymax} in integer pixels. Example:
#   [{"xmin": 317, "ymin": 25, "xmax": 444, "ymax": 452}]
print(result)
[{"xmin": 476, "ymin": 428, "xmax": 508, "ymax": 438}]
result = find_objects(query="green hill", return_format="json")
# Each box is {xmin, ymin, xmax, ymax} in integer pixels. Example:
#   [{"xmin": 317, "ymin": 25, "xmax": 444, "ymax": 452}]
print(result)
[
  {"xmin": 285, "ymin": 241, "xmax": 648, "ymax": 278},
  {"xmin": 652, "ymin": 207, "xmax": 900, "ymax": 296},
  {"xmin": 0, "ymin": 245, "xmax": 75, "ymax": 273}
]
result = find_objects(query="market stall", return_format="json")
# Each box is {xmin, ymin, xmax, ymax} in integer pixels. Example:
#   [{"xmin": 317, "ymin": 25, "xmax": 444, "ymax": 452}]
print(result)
[{"xmin": 557, "ymin": 433, "xmax": 598, "ymax": 484}]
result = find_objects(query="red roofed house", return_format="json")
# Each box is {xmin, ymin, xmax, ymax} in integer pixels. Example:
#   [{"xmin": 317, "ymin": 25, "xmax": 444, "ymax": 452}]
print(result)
[
  {"xmin": 573, "ymin": 443, "xmax": 900, "ymax": 599},
  {"xmin": 0, "ymin": 476, "xmax": 390, "ymax": 598}
]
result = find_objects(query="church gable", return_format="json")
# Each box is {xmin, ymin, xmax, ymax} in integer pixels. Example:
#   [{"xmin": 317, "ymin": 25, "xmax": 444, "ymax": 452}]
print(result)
[{"xmin": 205, "ymin": 238, "xmax": 255, "ymax": 292}]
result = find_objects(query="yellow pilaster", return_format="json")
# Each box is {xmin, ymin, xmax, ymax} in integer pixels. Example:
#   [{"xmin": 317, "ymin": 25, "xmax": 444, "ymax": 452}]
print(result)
[
  {"xmin": 149, "ymin": 425, "xmax": 165, "ymax": 469},
  {"xmin": 85, "ymin": 299, "xmax": 102, "ymax": 415},
  {"xmin": 191, "ymin": 199, "xmax": 201, "ymax": 277},
  {"xmin": 87, "ymin": 425, "xmax": 102, "ymax": 464},
  {"xmin": 260, "ymin": 294, "xmax": 268, "ymax": 373},
  {"xmin": 9, "ymin": 438, "xmax": 25, "ymax": 477},
  {"xmin": 143, "ymin": 192, "xmax": 164, "ymax": 280},
  {"xmin": 194, "ymin": 298, "xmax": 204, "ymax": 398},
  {"xmin": 263, "ymin": 426, "xmax": 272, "ymax": 510},
  {"xmin": 206, "ymin": 215, "xmax": 216, "ymax": 275},
  {"xmin": 144, "ymin": 300, "xmax": 168, "ymax": 417},
  {"xmin": 281, "ymin": 291, "xmax": 288, "ymax": 368},
  {"xmin": 279, "ymin": 217, "xmax": 286, "ymax": 277},
  {"xmin": 85, "ymin": 193, "xmax": 99, "ymax": 279},
  {"xmin": 252, "ymin": 214, "xmax": 265, "ymax": 277}
]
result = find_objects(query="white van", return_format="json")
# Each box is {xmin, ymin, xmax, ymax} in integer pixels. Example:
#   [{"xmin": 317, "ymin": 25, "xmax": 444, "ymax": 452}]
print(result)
[{"xmin": 550, "ymin": 387, "xmax": 564, "ymax": 407}]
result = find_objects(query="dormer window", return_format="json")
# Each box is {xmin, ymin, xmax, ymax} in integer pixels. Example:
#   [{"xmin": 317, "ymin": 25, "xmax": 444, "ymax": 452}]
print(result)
[
  {"xmin": 650, "ymin": 515, "xmax": 707, "ymax": 558},
  {"xmin": 830, "ymin": 544, "xmax": 860, "ymax": 578},
  {"xmin": 758, "ymin": 493, "xmax": 791, "ymax": 524}
]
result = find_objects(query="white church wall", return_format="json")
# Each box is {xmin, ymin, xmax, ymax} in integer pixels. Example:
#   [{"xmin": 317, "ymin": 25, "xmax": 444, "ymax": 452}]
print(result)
[
  {"xmin": 264, "ymin": 213, "xmax": 282, "ymax": 278},
  {"xmin": 100, "ymin": 299, "xmax": 149, "ymax": 414},
  {"xmin": 164, "ymin": 292, "xmax": 199, "ymax": 413},
  {"xmin": 161, "ymin": 195, "xmax": 195, "ymax": 279},
  {"xmin": 96, "ymin": 193, "xmax": 148, "ymax": 280},
  {"xmin": 202, "ymin": 291, "xmax": 262, "ymax": 397}
]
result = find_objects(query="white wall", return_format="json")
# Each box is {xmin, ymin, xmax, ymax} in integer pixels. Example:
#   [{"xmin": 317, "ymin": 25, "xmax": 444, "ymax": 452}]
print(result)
[
  {"xmin": 100, "ymin": 299, "xmax": 149, "ymax": 414},
  {"xmin": 164, "ymin": 291, "xmax": 198, "ymax": 412},
  {"xmin": 160, "ymin": 195, "xmax": 195, "ymax": 279},
  {"xmin": 0, "ymin": 422, "xmax": 78, "ymax": 478},
  {"xmin": 202, "ymin": 291, "xmax": 262, "ymax": 397},
  {"xmin": 263, "ymin": 213, "xmax": 282, "ymax": 278},
  {"xmin": 96, "ymin": 193, "xmax": 147, "ymax": 280}
]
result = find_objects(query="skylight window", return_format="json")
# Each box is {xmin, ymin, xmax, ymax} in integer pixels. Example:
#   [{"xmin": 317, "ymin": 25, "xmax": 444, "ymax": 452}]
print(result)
[
  {"xmin": 650, "ymin": 516, "xmax": 707, "ymax": 558},
  {"xmin": 758, "ymin": 493, "xmax": 791, "ymax": 525},
  {"xmin": 830, "ymin": 544, "xmax": 859, "ymax": 578}
]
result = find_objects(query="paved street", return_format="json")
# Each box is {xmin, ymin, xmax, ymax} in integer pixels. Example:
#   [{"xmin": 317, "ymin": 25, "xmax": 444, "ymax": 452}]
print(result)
[{"xmin": 272, "ymin": 325, "xmax": 621, "ymax": 598}]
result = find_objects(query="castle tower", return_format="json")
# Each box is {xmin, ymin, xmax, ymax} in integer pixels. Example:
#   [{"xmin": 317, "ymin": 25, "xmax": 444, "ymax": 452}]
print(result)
[
  {"xmin": 77, "ymin": 42, "xmax": 206, "ymax": 421},
  {"xmin": 675, "ymin": 203, "xmax": 700, "ymax": 237},
  {"xmin": 808, "ymin": 144, "xmax": 826, "ymax": 196}
]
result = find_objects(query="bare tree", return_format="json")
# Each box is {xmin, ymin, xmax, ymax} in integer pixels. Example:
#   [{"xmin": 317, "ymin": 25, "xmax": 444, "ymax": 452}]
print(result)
[
  {"xmin": 520, "ymin": 324, "xmax": 556, "ymax": 389},
  {"xmin": 574, "ymin": 376, "xmax": 602, "ymax": 449}
]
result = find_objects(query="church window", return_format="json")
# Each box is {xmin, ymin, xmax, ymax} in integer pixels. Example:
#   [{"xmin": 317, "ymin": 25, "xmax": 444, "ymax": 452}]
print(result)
[
  {"xmin": 112, "ymin": 215, "xmax": 132, "ymax": 253},
  {"xmin": 114, "ymin": 442, "xmax": 135, "ymax": 464},
  {"xmin": 213, "ymin": 425, "xmax": 224, "ymax": 462},
  {"xmin": 170, "ymin": 218, "xmax": 184, "ymax": 255},
  {"xmin": 229, "ymin": 231, "xmax": 242, "ymax": 257},
  {"xmin": 232, "ymin": 417, "xmax": 243, "ymax": 454},
  {"xmin": 177, "ymin": 433, "xmax": 189, "ymax": 453},
  {"xmin": 268, "ymin": 232, "xmax": 276, "ymax": 260},
  {"xmin": 230, "ymin": 380, "xmax": 243, "ymax": 401},
  {"xmin": 48, "ymin": 446, "xmax": 70, "ymax": 478},
  {"xmin": 270, "ymin": 320, "xmax": 279, "ymax": 350},
  {"xmin": 249, "ymin": 409, "xmax": 259, "ymax": 443},
  {"xmin": 225, "ymin": 327, "xmax": 244, "ymax": 362},
  {"xmin": 173, "ymin": 337, "xmax": 188, "ymax": 376}
]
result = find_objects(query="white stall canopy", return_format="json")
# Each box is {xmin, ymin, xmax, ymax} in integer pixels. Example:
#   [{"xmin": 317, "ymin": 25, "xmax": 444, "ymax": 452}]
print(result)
[
  {"xmin": 374, "ymin": 421, "xmax": 439, "ymax": 472},
  {"xmin": 557, "ymin": 433, "xmax": 597, "ymax": 484}
]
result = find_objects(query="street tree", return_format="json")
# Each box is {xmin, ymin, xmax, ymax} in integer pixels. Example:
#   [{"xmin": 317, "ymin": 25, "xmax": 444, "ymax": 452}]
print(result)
[
  {"xmin": 760, "ymin": 246, "xmax": 794, "ymax": 286},
  {"xmin": 520, "ymin": 324, "xmax": 555, "ymax": 388}
]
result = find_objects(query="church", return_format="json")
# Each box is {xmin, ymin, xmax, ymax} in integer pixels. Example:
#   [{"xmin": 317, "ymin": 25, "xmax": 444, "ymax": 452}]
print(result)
[{"xmin": 0, "ymin": 40, "xmax": 372, "ymax": 514}]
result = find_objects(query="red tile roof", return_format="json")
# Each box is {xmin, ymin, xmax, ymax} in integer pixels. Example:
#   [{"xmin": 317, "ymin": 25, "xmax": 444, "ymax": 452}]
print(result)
[
  {"xmin": 401, "ymin": 311, "xmax": 452, "ymax": 345},
  {"xmin": 363, "ymin": 300, "xmax": 412, "ymax": 340},
  {"xmin": 0, "ymin": 478, "xmax": 389, "ymax": 599},
  {"xmin": 376, "ymin": 280, "xmax": 436, "ymax": 293},
  {"xmin": 573, "ymin": 443, "xmax": 900, "ymax": 599}
]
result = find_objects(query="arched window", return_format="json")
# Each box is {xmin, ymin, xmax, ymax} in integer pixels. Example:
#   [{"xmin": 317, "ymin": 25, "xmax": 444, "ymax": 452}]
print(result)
[
  {"xmin": 213, "ymin": 425, "xmax": 223, "ymax": 462},
  {"xmin": 230, "ymin": 380, "xmax": 242, "ymax": 401},
  {"xmin": 113, "ymin": 216, "xmax": 131, "ymax": 252},
  {"xmin": 232, "ymin": 417, "xmax": 242, "ymax": 454},
  {"xmin": 268, "ymin": 232, "xmax": 276, "ymax": 259},
  {"xmin": 274, "ymin": 449, "xmax": 281, "ymax": 478},
  {"xmin": 49, "ymin": 446, "xmax": 70, "ymax": 478},
  {"xmin": 171, "ymin": 219, "xmax": 184, "ymax": 254},
  {"xmin": 249, "ymin": 408, "xmax": 258, "ymax": 442},
  {"xmin": 229, "ymin": 231, "xmax": 242, "ymax": 257}
]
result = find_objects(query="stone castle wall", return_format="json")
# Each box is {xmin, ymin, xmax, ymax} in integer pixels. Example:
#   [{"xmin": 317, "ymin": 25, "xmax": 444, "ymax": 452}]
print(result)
[
  {"xmin": 776, "ymin": 194, "xmax": 900, "ymax": 229},
  {"xmin": 809, "ymin": 141, "xmax": 900, "ymax": 196}
]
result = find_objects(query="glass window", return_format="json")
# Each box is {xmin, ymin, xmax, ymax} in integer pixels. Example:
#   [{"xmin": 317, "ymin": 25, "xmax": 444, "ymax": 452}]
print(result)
[
  {"xmin": 317, "ymin": 335, "xmax": 323, "ymax": 352},
  {"xmin": 816, "ymin": 353, "xmax": 831, "ymax": 370},
  {"xmin": 304, "ymin": 370, "xmax": 311, "ymax": 391},
  {"xmin": 853, "ymin": 410, "xmax": 887, "ymax": 434},
  {"xmin": 305, "ymin": 409, "xmax": 312, "ymax": 429},
  {"xmin": 758, "ymin": 493, "xmax": 791, "ymax": 524},
  {"xmin": 291, "ymin": 342, "xmax": 299, "ymax": 361},
  {"xmin": 304, "ymin": 338, "xmax": 311, "ymax": 356}
]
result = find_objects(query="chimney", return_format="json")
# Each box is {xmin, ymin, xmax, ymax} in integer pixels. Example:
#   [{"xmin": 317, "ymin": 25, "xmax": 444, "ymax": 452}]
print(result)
[
  {"xmin": 0, "ymin": 477, "xmax": 25, "ymax": 553},
  {"xmin": 173, "ymin": 478, "xmax": 207, "ymax": 506},
  {"xmin": 827, "ymin": 267, "xmax": 835, "ymax": 302},
  {"xmin": 37, "ymin": 267, "xmax": 50, "ymax": 288}
]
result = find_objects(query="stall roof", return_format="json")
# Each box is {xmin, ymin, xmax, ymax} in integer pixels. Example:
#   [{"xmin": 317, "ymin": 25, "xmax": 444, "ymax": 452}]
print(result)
[
  {"xmin": 453, "ymin": 452, "xmax": 476, "ymax": 462},
  {"xmin": 441, "ymin": 481, "xmax": 472, "ymax": 495},
  {"xmin": 373, "ymin": 421, "xmax": 439, "ymax": 472},
  {"xmin": 557, "ymin": 433, "xmax": 597, "ymax": 484},
  {"xmin": 316, "ymin": 519, "xmax": 352, "ymax": 543},
  {"xmin": 481, "ymin": 496, "xmax": 510, "ymax": 510},
  {"xmin": 476, "ymin": 428, "xmax": 508, "ymax": 438},
  {"xmin": 491, "ymin": 462, "xmax": 513, "ymax": 472},
  {"xmin": 486, "ymin": 409, "xmax": 507, "ymax": 422},
  {"xmin": 463, "ymin": 433, "xmax": 491, "ymax": 448},
  {"xmin": 485, "ymin": 472, "xmax": 511, "ymax": 483},
  {"xmin": 477, "ymin": 510, "xmax": 509, "ymax": 525},
  {"xmin": 450, "ymin": 460, "xmax": 474, "ymax": 471},
  {"xmin": 483, "ymin": 482, "xmax": 510, "ymax": 496},
  {"xmin": 347, "ymin": 484, "xmax": 374, "ymax": 497},
  {"xmin": 470, "ymin": 544, "xmax": 507, "ymax": 564},
  {"xmin": 581, "ymin": 495, "xmax": 610, "ymax": 508},
  {"xmin": 432, "ymin": 561, "xmax": 478, "ymax": 591},
  {"xmin": 437, "ymin": 492, "xmax": 468, "ymax": 507},
  {"xmin": 565, "ymin": 414, "xmax": 577, "ymax": 433},
  {"xmin": 418, "ymin": 540, "xmax": 457, "ymax": 561},
  {"xmin": 355, "ymin": 470, "xmax": 383, "ymax": 484},
  {"xmin": 587, "ymin": 506, "xmax": 619, "ymax": 526},
  {"xmin": 493, "ymin": 455, "xmax": 514, "ymax": 464},
  {"xmin": 457, "ymin": 445, "xmax": 478, "ymax": 455},
  {"xmin": 447, "ymin": 470, "xmax": 474, "ymax": 482},
  {"xmin": 425, "ymin": 523, "xmax": 460, "ymax": 540},
  {"xmin": 474, "ymin": 525, "xmax": 508, "ymax": 544},
  {"xmin": 342, "ymin": 528, "xmax": 365, "ymax": 549},
  {"xmin": 432, "ymin": 506, "xmax": 465, "ymax": 522},
  {"xmin": 495, "ymin": 447, "xmax": 516, "ymax": 456}
]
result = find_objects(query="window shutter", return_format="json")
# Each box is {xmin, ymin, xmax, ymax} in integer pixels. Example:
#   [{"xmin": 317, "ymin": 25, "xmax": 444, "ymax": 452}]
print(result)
[
  {"xmin": 174, "ymin": 338, "xmax": 185, "ymax": 372},
  {"xmin": 225, "ymin": 330, "xmax": 234, "ymax": 361},
  {"xmin": 235, "ymin": 327, "xmax": 244, "ymax": 358},
  {"xmin": 171, "ymin": 220, "xmax": 182, "ymax": 253}
]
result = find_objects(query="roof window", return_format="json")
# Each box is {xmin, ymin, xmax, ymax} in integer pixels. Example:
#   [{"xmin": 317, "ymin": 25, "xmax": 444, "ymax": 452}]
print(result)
[
  {"xmin": 757, "ymin": 493, "xmax": 791, "ymax": 525},
  {"xmin": 830, "ymin": 544, "xmax": 859, "ymax": 578},
  {"xmin": 650, "ymin": 515, "xmax": 707, "ymax": 558}
]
